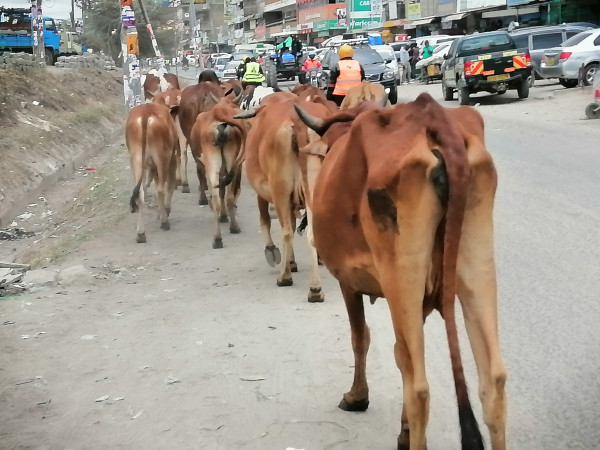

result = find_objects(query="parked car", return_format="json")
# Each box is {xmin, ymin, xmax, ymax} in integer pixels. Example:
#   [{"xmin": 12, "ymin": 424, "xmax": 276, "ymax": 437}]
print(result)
[
  {"xmin": 441, "ymin": 31, "xmax": 532, "ymax": 105},
  {"xmin": 213, "ymin": 54, "xmax": 233, "ymax": 78},
  {"xmin": 222, "ymin": 60, "xmax": 241, "ymax": 82},
  {"xmin": 320, "ymin": 44, "xmax": 398, "ymax": 104},
  {"xmin": 540, "ymin": 29, "xmax": 600, "ymax": 87},
  {"xmin": 371, "ymin": 44, "xmax": 399, "ymax": 84},
  {"xmin": 510, "ymin": 24, "xmax": 594, "ymax": 86}
]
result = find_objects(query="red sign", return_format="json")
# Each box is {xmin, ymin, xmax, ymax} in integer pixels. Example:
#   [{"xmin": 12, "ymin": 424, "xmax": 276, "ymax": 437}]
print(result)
[{"xmin": 121, "ymin": 0, "xmax": 132, "ymax": 7}]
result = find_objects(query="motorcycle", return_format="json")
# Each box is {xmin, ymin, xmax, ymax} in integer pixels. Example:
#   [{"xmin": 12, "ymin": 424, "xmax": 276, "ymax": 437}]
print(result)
[{"xmin": 308, "ymin": 67, "xmax": 323, "ymax": 88}]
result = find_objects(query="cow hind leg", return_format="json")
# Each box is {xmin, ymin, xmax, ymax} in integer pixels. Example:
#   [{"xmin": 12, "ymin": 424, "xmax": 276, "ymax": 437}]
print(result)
[
  {"xmin": 218, "ymin": 185, "xmax": 228, "ymax": 223},
  {"xmin": 305, "ymin": 209, "xmax": 324, "ymax": 303},
  {"xmin": 226, "ymin": 177, "xmax": 241, "ymax": 234},
  {"xmin": 258, "ymin": 196, "xmax": 281, "ymax": 267},
  {"xmin": 458, "ymin": 239, "xmax": 507, "ymax": 450},
  {"xmin": 338, "ymin": 283, "xmax": 370, "ymax": 410},
  {"xmin": 180, "ymin": 141, "xmax": 191, "ymax": 193},
  {"xmin": 288, "ymin": 208, "xmax": 298, "ymax": 273},
  {"xmin": 274, "ymin": 200, "xmax": 294, "ymax": 287},
  {"xmin": 196, "ymin": 160, "xmax": 209, "ymax": 205}
]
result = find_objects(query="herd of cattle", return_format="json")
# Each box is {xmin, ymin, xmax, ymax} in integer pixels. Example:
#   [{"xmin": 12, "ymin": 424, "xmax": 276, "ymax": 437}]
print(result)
[{"xmin": 124, "ymin": 69, "xmax": 508, "ymax": 450}]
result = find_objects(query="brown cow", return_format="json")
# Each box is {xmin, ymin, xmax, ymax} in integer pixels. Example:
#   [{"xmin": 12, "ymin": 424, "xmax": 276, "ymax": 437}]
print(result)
[
  {"xmin": 151, "ymin": 89, "xmax": 181, "ymax": 108},
  {"xmin": 143, "ymin": 71, "xmax": 180, "ymax": 101},
  {"xmin": 125, "ymin": 103, "xmax": 178, "ymax": 243},
  {"xmin": 189, "ymin": 97, "xmax": 246, "ymax": 248},
  {"xmin": 226, "ymin": 98, "xmax": 335, "ymax": 302},
  {"xmin": 340, "ymin": 81, "xmax": 389, "ymax": 110},
  {"xmin": 177, "ymin": 81, "xmax": 224, "ymax": 201},
  {"xmin": 295, "ymin": 94, "xmax": 507, "ymax": 449}
]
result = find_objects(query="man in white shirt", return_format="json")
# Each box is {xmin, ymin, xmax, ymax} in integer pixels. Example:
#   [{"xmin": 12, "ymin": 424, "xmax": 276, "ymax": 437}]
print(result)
[{"xmin": 397, "ymin": 45, "xmax": 410, "ymax": 84}]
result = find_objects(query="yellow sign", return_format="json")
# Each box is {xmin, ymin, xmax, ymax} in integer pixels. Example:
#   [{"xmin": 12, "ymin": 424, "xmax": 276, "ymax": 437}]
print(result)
[
  {"xmin": 407, "ymin": 3, "xmax": 421, "ymax": 20},
  {"xmin": 126, "ymin": 33, "xmax": 139, "ymax": 55},
  {"xmin": 194, "ymin": 0, "xmax": 206, "ymax": 3}
]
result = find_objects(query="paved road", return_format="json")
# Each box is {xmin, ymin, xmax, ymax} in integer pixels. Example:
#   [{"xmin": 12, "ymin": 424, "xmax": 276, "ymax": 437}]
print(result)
[{"xmin": 1, "ymin": 78, "xmax": 599, "ymax": 450}]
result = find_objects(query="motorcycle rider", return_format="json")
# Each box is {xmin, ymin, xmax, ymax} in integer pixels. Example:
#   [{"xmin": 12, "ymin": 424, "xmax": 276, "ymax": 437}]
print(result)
[
  {"xmin": 237, "ymin": 57, "xmax": 250, "ymax": 81},
  {"xmin": 241, "ymin": 57, "xmax": 266, "ymax": 89},
  {"xmin": 326, "ymin": 45, "xmax": 365, "ymax": 106},
  {"xmin": 301, "ymin": 51, "xmax": 322, "ymax": 85}
]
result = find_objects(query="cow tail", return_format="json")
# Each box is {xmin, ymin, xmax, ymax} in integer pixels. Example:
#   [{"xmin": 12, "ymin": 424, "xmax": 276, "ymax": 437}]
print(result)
[
  {"xmin": 214, "ymin": 113, "xmax": 247, "ymax": 188},
  {"xmin": 437, "ymin": 132, "xmax": 483, "ymax": 450},
  {"xmin": 130, "ymin": 115, "xmax": 149, "ymax": 213},
  {"xmin": 215, "ymin": 123, "xmax": 234, "ymax": 187}
]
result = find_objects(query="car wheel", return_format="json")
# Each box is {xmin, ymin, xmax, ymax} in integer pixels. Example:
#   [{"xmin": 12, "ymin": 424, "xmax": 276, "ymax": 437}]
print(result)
[
  {"xmin": 559, "ymin": 78, "xmax": 578, "ymax": 89},
  {"xmin": 457, "ymin": 86, "xmax": 470, "ymax": 105},
  {"xmin": 388, "ymin": 85, "xmax": 398, "ymax": 105},
  {"xmin": 583, "ymin": 63, "xmax": 599, "ymax": 86},
  {"xmin": 517, "ymin": 78, "xmax": 529, "ymax": 99},
  {"xmin": 442, "ymin": 79, "xmax": 453, "ymax": 101}
]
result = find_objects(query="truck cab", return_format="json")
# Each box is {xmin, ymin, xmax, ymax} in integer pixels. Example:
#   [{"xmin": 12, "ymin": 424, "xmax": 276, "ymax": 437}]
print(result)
[{"xmin": 0, "ymin": 9, "xmax": 61, "ymax": 64}]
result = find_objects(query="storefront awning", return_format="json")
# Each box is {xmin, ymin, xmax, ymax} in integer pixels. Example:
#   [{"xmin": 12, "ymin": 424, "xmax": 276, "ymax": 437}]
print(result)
[
  {"xmin": 410, "ymin": 17, "xmax": 437, "ymax": 26},
  {"xmin": 442, "ymin": 13, "xmax": 466, "ymax": 22},
  {"xmin": 482, "ymin": 6, "xmax": 539, "ymax": 18}
]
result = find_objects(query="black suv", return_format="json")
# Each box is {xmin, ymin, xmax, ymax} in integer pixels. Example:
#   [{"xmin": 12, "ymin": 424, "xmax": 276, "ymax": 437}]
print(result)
[
  {"xmin": 320, "ymin": 44, "xmax": 398, "ymax": 104},
  {"xmin": 510, "ymin": 24, "xmax": 596, "ymax": 87}
]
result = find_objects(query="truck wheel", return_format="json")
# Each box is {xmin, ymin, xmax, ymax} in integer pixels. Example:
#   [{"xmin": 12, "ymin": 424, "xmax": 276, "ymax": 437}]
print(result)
[
  {"xmin": 388, "ymin": 85, "xmax": 398, "ymax": 105},
  {"xmin": 583, "ymin": 63, "xmax": 598, "ymax": 86},
  {"xmin": 559, "ymin": 78, "xmax": 578, "ymax": 89},
  {"xmin": 44, "ymin": 49, "xmax": 55, "ymax": 66},
  {"xmin": 442, "ymin": 79, "xmax": 453, "ymax": 101},
  {"xmin": 517, "ymin": 78, "xmax": 529, "ymax": 99},
  {"xmin": 457, "ymin": 86, "xmax": 470, "ymax": 105}
]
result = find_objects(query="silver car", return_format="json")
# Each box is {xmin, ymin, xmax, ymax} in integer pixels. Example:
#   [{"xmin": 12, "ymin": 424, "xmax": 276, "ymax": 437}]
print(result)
[
  {"xmin": 221, "ymin": 60, "xmax": 241, "ymax": 82},
  {"xmin": 540, "ymin": 29, "xmax": 600, "ymax": 86}
]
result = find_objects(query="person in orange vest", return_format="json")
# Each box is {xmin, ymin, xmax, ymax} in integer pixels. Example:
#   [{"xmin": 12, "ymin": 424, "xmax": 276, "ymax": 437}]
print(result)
[{"xmin": 326, "ymin": 45, "xmax": 365, "ymax": 106}]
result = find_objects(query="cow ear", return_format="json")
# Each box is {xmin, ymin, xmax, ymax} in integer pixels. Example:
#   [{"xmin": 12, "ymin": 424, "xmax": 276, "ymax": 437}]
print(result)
[{"xmin": 300, "ymin": 140, "xmax": 328, "ymax": 157}]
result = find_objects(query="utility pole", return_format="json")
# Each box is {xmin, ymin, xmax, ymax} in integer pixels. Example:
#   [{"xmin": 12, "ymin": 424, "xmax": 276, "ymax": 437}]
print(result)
[
  {"xmin": 70, "ymin": 0, "xmax": 75, "ymax": 29},
  {"xmin": 31, "ymin": 0, "xmax": 46, "ymax": 66},
  {"xmin": 138, "ymin": 0, "xmax": 163, "ymax": 59},
  {"xmin": 121, "ymin": 0, "xmax": 142, "ymax": 109},
  {"xmin": 188, "ymin": 0, "xmax": 204, "ymax": 69}
]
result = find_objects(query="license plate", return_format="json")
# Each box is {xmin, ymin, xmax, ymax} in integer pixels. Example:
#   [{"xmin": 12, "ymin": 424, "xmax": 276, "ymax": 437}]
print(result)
[
  {"xmin": 547, "ymin": 57, "xmax": 555, "ymax": 66},
  {"xmin": 487, "ymin": 74, "xmax": 510, "ymax": 82}
]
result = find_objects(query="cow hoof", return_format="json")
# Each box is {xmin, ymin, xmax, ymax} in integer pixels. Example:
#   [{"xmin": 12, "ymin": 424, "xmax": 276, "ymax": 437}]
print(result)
[
  {"xmin": 181, "ymin": 184, "xmax": 190, "ymax": 194},
  {"xmin": 212, "ymin": 238, "xmax": 223, "ymax": 249},
  {"xmin": 264, "ymin": 245, "xmax": 281, "ymax": 267},
  {"xmin": 199, "ymin": 198, "xmax": 209, "ymax": 206},
  {"xmin": 136, "ymin": 233, "xmax": 146, "ymax": 243},
  {"xmin": 397, "ymin": 429, "xmax": 411, "ymax": 450},
  {"xmin": 229, "ymin": 224, "xmax": 241, "ymax": 234},
  {"xmin": 161, "ymin": 222, "xmax": 170, "ymax": 231},
  {"xmin": 219, "ymin": 214, "xmax": 229, "ymax": 223},
  {"xmin": 308, "ymin": 288, "xmax": 324, "ymax": 303},
  {"xmin": 290, "ymin": 261, "xmax": 298, "ymax": 273},
  {"xmin": 338, "ymin": 394, "xmax": 369, "ymax": 412},
  {"xmin": 277, "ymin": 277, "xmax": 293, "ymax": 287}
]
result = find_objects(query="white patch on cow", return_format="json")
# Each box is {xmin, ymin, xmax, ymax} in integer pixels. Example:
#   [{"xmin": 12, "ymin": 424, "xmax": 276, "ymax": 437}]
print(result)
[
  {"xmin": 159, "ymin": 75, "xmax": 169, "ymax": 92},
  {"xmin": 241, "ymin": 86, "xmax": 276, "ymax": 110}
]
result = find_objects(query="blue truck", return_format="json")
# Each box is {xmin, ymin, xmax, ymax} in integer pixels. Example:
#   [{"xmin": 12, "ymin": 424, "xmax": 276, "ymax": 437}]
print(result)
[{"xmin": 0, "ymin": 8, "xmax": 61, "ymax": 65}]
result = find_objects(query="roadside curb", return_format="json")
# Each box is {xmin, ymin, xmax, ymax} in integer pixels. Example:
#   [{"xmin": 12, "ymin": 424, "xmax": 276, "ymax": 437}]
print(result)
[{"xmin": 534, "ymin": 84, "xmax": 591, "ymax": 100}]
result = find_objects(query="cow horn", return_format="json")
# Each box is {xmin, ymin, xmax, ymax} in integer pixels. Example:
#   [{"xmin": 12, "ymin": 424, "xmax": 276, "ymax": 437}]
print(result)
[
  {"xmin": 233, "ymin": 90, "xmax": 244, "ymax": 105},
  {"xmin": 208, "ymin": 92, "xmax": 220, "ymax": 104},
  {"xmin": 233, "ymin": 110, "xmax": 257, "ymax": 119},
  {"xmin": 293, "ymin": 104, "xmax": 326, "ymax": 135},
  {"xmin": 224, "ymin": 88, "xmax": 234, "ymax": 97}
]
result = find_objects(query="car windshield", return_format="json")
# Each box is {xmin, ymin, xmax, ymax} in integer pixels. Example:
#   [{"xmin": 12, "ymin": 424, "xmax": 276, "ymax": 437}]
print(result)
[
  {"xmin": 225, "ymin": 61, "xmax": 240, "ymax": 70},
  {"xmin": 375, "ymin": 47, "xmax": 394, "ymax": 60},
  {"xmin": 433, "ymin": 42, "xmax": 451, "ymax": 54},
  {"xmin": 215, "ymin": 57, "xmax": 230, "ymax": 66},
  {"xmin": 234, "ymin": 50, "xmax": 254, "ymax": 60},
  {"xmin": 328, "ymin": 47, "xmax": 384, "ymax": 66},
  {"xmin": 561, "ymin": 31, "xmax": 592, "ymax": 47},
  {"xmin": 458, "ymin": 33, "xmax": 513, "ymax": 56}
]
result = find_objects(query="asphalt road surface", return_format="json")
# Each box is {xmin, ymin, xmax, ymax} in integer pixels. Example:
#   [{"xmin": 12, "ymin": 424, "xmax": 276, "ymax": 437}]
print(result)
[{"xmin": 1, "ymin": 76, "xmax": 599, "ymax": 450}]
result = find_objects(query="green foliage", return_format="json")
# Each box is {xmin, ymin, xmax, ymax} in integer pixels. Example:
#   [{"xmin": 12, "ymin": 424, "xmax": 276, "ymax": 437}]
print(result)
[{"xmin": 79, "ymin": 0, "xmax": 180, "ymax": 63}]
